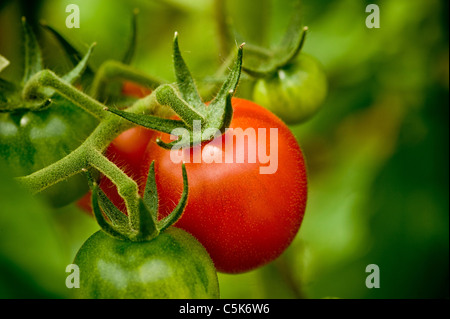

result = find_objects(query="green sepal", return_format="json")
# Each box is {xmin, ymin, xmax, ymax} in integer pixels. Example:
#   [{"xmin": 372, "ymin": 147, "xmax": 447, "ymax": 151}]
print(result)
[
  {"xmin": 61, "ymin": 43, "xmax": 96, "ymax": 85},
  {"xmin": 85, "ymin": 161, "xmax": 189, "ymax": 243},
  {"xmin": 242, "ymin": 27, "xmax": 307, "ymax": 78},
  {"xmin": 173, "ymin": 32, "xmax": 206, "ymax": 113},
  {"xmin": 21, "ymin": 17, "xmax": 43, "ymax": 86},
  {"xmin": 206, "ymin": 90, "xmax": 234, "ymax": 134},
  {"xmin": 107, "ymin": 106, "xmax": 189, "ymax": 134},
  {"xmin": 157, "ymin": 163, "xmax": 188, "ymax": 232},
  {"xmin": 142, "ymin": 161, "xmax": 159, "ymax": 221},
  {"xmin": 84, "ymin": 168, "xmax": 127, "ymax": 227},
  {"xmin": 40, "ymin": 22, "xmax": 95, "ymax": 80},
  {"xmin": 85, "ymin": 169, "xmax": 130, "ymax": 241},
  {"xmin": 206, "ymin": 44, "xmax": 243, "ymax": 130},
  {"xmin": 133, "ymin": 198, "xmax": 160, "ymax": 242},
  {"xmin": 97, "ymin": 189, "xmax": 129, "ymax": 230}
]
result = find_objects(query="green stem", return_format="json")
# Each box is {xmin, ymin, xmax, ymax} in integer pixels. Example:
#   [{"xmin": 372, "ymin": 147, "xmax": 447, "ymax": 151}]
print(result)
[
  {"xmin": 22, "ymin": 69, "xmax": 106, "ymax": 119},
  {"xmin": 17, "ymin": 79, "xmax": 170, "ymax": 199},
  {"xmin": 87, "ymin": 149, "xmax": 140, "ymax": 231},
  {"xmin": 90, "ymin": 60, "xmax": 164, "ymax": 100},
  {"xmin": 214, "ymin": 0, "xmax": 233, "ymax": 58},
  {"xmin": 18, "ymin": 146, "xmax": 88, "ymax": 195}
]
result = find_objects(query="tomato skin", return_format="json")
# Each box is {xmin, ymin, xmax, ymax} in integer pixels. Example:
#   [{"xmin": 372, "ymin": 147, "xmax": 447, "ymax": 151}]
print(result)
[
  {"xmin": 0, "ymin": 95, "xmax": 98, "ymax": 207},
  {"xmin": 121, "ymin": 81, "xmax": 151, "ymax": 98},
  {"xmin": 141, "ymin": 98, "xmax": 308, "ymax": 273},
  {"xmin": 73, "ymin": 227, "xmax": 220, "ymax": 299},
  {"xmin": 252, "ymin": 53, "xmax": 327, "ymax": 125}
]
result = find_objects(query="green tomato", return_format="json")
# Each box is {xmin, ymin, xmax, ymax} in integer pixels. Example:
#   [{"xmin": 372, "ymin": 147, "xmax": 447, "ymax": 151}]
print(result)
[
  {"xmin": 252, "ymin": 53, "xmax": 328, "ymax": 125},
  {"xmin": 0, "ymin": 95, "xmax": 98, "ymax": 207},
  {"xmin": 73, "ymin": 227, "xmax": 220, "ymax": 299}
]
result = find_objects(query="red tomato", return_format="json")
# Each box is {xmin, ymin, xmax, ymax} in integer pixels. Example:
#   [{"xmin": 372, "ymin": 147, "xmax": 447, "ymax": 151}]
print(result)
[
  {"xmin": 141, "ymin": 98, "xmax": 308, "ymax": 273},
  {"xmin": 121, "ymin": 81, "xmax": 151, "ymax": 98}
]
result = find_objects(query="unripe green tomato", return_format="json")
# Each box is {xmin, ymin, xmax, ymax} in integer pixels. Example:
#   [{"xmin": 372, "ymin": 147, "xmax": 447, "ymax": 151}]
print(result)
[
  {"xmin": 0, "ymin": 95, "xmax": 98, "ymax": 207},
  {"xmin": 73, "ymin": 227, "xmax": 220, "ymax": 299},
  {"xmin": 252, "ymin": 53, "xmax": 328, "ymax": 125}
]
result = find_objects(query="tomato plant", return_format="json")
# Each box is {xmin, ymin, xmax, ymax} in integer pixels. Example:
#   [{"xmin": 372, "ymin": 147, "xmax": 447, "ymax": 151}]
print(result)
[
  {"xmin": 252, "ymin": 53, "xmax": 328, "ymax": 124},
  {"xmin": 140, "ymin": 98, "xmax": 308, "ymax": 273},
  {"xmin": 89, "ymin": 36, "xmax": 308, "ymax": 274},
  {"xmin": 73, "ymin": 227, "xmax": 219, "ymax": 299}
]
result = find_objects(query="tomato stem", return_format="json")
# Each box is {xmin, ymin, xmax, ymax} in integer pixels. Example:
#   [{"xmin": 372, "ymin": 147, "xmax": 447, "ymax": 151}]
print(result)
[
  {"xmin": 22, "ymin": 69, "xmax": 107, "ymax": 119},
  {"xmin": 88, "ymin": 148, "xmax": 140, "ymax": 229},
  {"xmin": 214, "ymin": 0, "xmax": 233, "ymax": 59},
  {"xmin": 16, "ymin": 85, "xmax": 171, "ymax": 200}
]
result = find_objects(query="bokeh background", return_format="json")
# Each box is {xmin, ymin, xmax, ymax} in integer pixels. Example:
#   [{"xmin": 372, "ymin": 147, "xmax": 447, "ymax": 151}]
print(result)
[{"xmin": 0, "ymin": 0, "xmax": 448, "ymax": 299}]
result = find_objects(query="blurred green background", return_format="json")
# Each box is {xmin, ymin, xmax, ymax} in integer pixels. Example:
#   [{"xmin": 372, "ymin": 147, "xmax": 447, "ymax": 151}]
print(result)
[{"xmin": 0, "ymin": 0, "xmax": 448, "ymax": 299}]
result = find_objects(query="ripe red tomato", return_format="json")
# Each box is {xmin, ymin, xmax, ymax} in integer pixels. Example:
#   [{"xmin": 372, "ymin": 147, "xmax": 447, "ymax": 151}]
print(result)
[
  {"xmin": 141, "ymin": 98, "xmax": 308, "ymax": 273},
  {"xmin": 121, "ymin": 81, "xmax": 151, "ymax": 98}
]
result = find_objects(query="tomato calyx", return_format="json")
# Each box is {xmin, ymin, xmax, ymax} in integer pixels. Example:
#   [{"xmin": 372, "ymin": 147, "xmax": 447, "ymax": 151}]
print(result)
[
  {"xmin": 0, "ymin": 18, "xmax": 94, "ymax": 113},
  {"xmin": 106, "ymin": 32, "xmax": 245, "ymax": 149},
  {"xmin": 85, "ymin": 161, "xmax": 188, "ymax": 242},
  {"xmin": 242, "ymin": 26, "xmax": 308, "ymax": 79}
]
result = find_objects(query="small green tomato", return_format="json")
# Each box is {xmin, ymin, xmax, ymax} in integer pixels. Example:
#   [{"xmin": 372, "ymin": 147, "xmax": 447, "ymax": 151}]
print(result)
[
  {"xmin": 73, "ymin": 227, "xmax": 220, "ymax": 299},
  {"xmin": 252, "ymin": 53, "xmax": 328, "ymax": 125}
]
